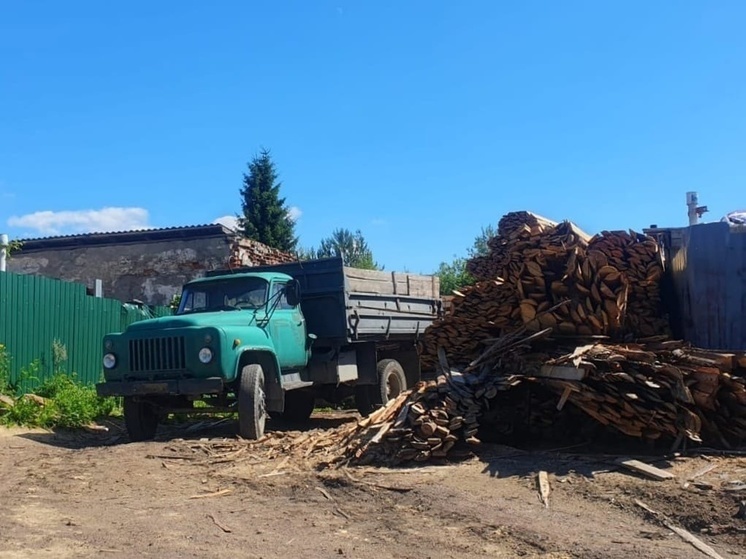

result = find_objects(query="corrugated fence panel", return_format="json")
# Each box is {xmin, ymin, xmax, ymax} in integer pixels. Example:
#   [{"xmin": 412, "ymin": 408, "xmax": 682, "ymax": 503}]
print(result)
[
  {"xmin": 0, "ymin": 272, "xmax": 173, "ymax": 388},
  {"xmin": 671, "ymin": 222, "xmax": 746, "ymax": 351}
]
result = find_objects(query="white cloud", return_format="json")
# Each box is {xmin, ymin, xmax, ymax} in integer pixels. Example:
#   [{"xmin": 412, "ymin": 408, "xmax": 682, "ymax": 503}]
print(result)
[
  {"xmin": 7, "ymin": 207, "xmax": 151, "ymax": 236},
  {"xmin": 288, "ymin": 206, "xmax": 302, "ymax": 222},
  {"xmin": 214, "ymin": 215, "xmax": 239, "ymax": 231}
]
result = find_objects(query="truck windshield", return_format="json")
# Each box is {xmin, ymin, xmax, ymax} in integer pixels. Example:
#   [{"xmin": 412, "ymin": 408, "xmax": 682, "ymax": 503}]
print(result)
[{"xmin": 177, "ymin": 277, "xmax": 269, "ymax": 314}]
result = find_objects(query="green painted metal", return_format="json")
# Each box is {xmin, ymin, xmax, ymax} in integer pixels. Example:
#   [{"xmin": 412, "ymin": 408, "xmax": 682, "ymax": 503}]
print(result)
[{"xmin": 0, "ymin": 271, "xmax": 172, "ymax": 387}]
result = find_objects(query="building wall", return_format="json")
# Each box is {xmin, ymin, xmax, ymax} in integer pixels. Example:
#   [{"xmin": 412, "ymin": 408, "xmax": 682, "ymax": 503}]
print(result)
[
  {"xmin": 669, "ymin": 222, "xmax": 746, "ymax": 351},
  {"xmin": 8, "ymin": 236, "xmax": 233, "ymax": 306}
]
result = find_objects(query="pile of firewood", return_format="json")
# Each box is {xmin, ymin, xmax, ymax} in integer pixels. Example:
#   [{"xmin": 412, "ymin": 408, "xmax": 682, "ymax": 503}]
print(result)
[
  {"xmin": 420, "ymin": 211, "xmax": 669, "ymax": 370},
  {"xmin": 295, "ymin": 338, "xmax": 745, "ymax": 467},
  {"xmin": 534, "ymin": 341, "xmax": 746, "ymax": 445},
  {"xmin": 587, "ymin": 231, "xmax": 668, "ymax": 338}
]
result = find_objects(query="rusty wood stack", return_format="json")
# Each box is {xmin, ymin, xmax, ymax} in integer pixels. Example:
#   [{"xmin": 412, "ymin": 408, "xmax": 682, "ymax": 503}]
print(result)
[
  {"xmin": 294, "ymin": 341, "xmax": 746, "ymax": 467},
  {"xmin": 587, "ymin": 231, "xmax": 668, "ymax": 338},
  {"xmin": 536, "ymin": 342, "xmax": 746, "ymax": 446},
  {"xmin": 421, "ymin": 211, "xmax": 669, "ymax": 370}
]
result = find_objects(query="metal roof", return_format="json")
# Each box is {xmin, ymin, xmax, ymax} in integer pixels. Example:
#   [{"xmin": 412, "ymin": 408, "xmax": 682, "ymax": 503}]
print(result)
[{"xmin": 15, "ymin": 224, "xmax": 237, "ymax": 251}]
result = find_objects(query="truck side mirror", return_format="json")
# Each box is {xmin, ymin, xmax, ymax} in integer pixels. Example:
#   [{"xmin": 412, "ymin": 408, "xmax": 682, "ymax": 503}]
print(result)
[{"xmin": 285, "ymin": 281, "xmax": 300, "ymax": 307}]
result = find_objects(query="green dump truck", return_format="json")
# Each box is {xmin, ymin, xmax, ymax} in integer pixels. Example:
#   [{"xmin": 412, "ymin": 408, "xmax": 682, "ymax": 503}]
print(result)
[{"xmin": 96, "ymin": 257, "xmax": 441, "ymax": 441}]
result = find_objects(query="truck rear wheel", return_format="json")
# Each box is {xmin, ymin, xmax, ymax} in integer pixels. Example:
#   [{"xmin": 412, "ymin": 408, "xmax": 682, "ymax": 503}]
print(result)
[
  {"xmin": 377, "ymin": 359, "xmax": 407, "ymax": 403},
  {"xmin": 355, "ymin": 359, "xmax": 407, "ymax": 417},
  {"xmin": 238, "ymin": 364, "xmax": 266, "ymax": 440},
  {"xmin": 123, "ymin": 397, "xmax": 159, "ymax": 442},
  {"xmin": 280, "ymin": 390, "xmax": 316, "ymax": 423}
]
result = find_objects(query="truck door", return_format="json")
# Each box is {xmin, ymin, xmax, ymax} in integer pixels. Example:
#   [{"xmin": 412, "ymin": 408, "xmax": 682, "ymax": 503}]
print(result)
[{"xmin": 269, "ymin": 280, "xmax": 308, "ymax": 369}]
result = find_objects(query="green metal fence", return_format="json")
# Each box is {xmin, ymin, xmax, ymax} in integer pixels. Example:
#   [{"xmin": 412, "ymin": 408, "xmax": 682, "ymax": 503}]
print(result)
[{"xmin": 0, "ymin": 271, "xmax": 172, "ymax": 387}]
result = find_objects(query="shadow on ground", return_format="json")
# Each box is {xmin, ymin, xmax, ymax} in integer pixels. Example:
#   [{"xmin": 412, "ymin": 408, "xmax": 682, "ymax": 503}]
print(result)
[
  {"xmin": 474, "ymin": 439, "xmax": 677, "ymax": 481},
  {"xmin": 15, "ymin": 409, "xmax": 360, "ymax": 450}
]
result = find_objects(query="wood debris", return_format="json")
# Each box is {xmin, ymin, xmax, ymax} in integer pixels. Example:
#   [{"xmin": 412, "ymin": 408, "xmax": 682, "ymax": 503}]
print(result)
[
  {"xmin": 208, "ymin": 513, "xmax": 232, "ymax": 533},
  {"xmin": 188, "ymin": 489, "xmax": 232, "ymax": 499},
  {"xmin": 537, "ymin": 471, "xmax": 550, "ymax": 508},
  {"xmin": 635, "ymin": 500, "xmax": 726, "ymax": 559}
]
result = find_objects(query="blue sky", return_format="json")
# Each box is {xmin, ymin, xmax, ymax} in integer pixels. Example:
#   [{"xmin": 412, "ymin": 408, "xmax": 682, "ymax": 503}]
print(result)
[{"xmin": 1, "ymin": 1, "xmax": 744, "ymax": 273}]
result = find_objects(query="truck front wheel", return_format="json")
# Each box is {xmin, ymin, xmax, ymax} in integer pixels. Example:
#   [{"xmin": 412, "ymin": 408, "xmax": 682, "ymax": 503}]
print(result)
[
  {"xmin": 355, "ymin": 359, "xmax": 407, "ymax": 417},
  {"xmin": 238, "ymin": 364, "xmax": 266, "ymax": 439},
  {"xmin": 123, "ymin": 397, "xmax": 159, "ymax": 442}
]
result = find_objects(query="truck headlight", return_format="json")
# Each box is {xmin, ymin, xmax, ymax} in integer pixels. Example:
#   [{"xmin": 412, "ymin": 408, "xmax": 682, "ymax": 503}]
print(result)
[
  {"xmin": 198, "ymin": 347, "xmax": 213, "ymax": 364},
  {"xmin": 103, "ymin": 353, "xmax": 117, "ymax": 369}
]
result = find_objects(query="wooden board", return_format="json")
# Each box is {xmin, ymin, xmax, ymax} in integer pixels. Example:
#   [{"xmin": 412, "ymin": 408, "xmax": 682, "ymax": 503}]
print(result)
[
  {"xmin": 345, "ymin": 267, "xmax": 440, "ymax": 298},
  {"xmin": 616, "ymin": 458, "xmax": 675, "ymax": 481}
]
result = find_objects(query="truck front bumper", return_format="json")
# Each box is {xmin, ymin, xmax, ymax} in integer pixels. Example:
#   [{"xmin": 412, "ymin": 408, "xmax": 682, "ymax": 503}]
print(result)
[{"xmin": 96, "ymin": 377, "xmax": 224, "ymax": 398}]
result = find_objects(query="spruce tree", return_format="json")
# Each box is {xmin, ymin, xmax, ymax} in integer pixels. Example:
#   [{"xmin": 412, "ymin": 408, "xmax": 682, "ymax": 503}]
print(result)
[{"xmin": 238, "ymin": 149, "xmax": 297, "ymax": 252}]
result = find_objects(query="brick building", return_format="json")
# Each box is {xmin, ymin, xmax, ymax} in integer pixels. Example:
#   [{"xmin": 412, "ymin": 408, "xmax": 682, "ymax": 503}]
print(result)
[{"xmin": 8, "ymin": 224, "xmax": 295, "ymax": 306}]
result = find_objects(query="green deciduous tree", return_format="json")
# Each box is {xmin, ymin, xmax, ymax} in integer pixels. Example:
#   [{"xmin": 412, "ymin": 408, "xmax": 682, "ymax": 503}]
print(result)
[
  {"xmin": 314, "ymin": 228, "xmax": 381, "ymax": 270},
  {"xmin": 468, "ymin": 225, "xmax": 496, "ymax": 258},
  {"xmin": 238, "ymin": 149, "xmax": 297, "ymax": 252},
  {"xmin": 435, "ymin": 257, "xmax": 473, "ymax": 295},
  {"xmin": 434, "ymin": 224, "xmax": 496, "ymax": 295}
]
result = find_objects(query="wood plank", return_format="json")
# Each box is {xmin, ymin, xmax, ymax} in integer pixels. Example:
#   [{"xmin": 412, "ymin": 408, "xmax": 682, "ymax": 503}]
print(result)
[
  {"xmin": 687, "ymin": 463, "xmax": 718, "ymax": 481},
  {"xmin": 634, "ymin": 499, "xmax": 725, "ymax": 559},
  {"xmin": 616, "ymin": 458, "xmax": 675, "ymax": 481},
  {"xmin": 344, "ymin": 267, "xmax": 439, "ymax": 298},
  {"xmin": 537, "ymin": 471, "xmax": 550, "ymax": 508},
  {"xmin": 556, "ymin": 386, "xmax": 574, "ymax": 411},
  {"xmin": 665, "ymin": 523, "xmax": 725, "ymax": 559},
  {"xmin": 537, "ymin": 365, "xmax": 588, "ymax": 381}
]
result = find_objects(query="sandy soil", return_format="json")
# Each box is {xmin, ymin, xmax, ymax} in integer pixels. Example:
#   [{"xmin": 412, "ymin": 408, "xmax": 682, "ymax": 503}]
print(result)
[{"xmin": 0, "ymin": 414, "xmax": 744, "ymax": 559}]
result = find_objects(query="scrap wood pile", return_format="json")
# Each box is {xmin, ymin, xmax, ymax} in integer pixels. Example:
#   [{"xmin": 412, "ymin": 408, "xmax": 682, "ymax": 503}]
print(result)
[
  {"xmin": 183, "ymin": 210, "xmax": 745, "ymax": 468},
  {"xmin": 252, "ymin": 210, "xmax": 744, "ymax": 467},
  {"xmin": 176, "ymin": 337, "xmax": 746, "ymax": 470},
  {"xmin": 280, "ymin": 336, "xmax": 746, "ymax": 467},
  {"xmin": 536, "ymin": 341, "xmax": 746, "ymax": 446},
  {"xmin": 421, "ymin": 211, "xmax": 669, "ymax": 371}
]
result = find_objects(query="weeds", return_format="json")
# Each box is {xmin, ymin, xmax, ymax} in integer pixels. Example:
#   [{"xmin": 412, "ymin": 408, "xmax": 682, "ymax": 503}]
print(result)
[
  {"xmin": 0, "ymin": 344, "xmax": 12, "ymax": 394},
  {"xmin": 0, "ymin": 343, "xmax": 120, "ymax": 429}
]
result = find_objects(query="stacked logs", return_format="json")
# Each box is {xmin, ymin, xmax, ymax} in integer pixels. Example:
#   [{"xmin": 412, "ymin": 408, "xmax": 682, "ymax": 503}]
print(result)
[
  {"xmin": 420, "ymin": 212, "xmax": 669, "ymax": 369},
  {"xmin": 467, "ymin": 211, "xmax": 558, "ymax": 281},
  {"xmin": 587, "ymin": 231, "xmax": 669, "ymax": 338}
]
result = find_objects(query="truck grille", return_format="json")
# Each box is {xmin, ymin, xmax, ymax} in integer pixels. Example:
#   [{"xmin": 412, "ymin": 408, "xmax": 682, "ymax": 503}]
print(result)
[{"xmin": 129, "ymin": 337, "xmax": 186, "ymax": 372}]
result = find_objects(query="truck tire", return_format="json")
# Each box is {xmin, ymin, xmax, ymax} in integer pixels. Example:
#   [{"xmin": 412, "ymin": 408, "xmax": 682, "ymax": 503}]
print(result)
[
  {"xmin": 376, "ymin": 359, "xmax": 407, "ymax": 403},
  {"xmin": 123, "ymin": 397, "xmax": 159, "ymax": 442},
  {"xmin": 238, "ymin": 364, "xmax": 266, "ymax": 439},
  {"xmin": 280, "ymin": 390, "xmax": 316, "ymax": 423},
  {"xmin": 355, "ymin": 359, "xmax": 407, "ymax": 417}
]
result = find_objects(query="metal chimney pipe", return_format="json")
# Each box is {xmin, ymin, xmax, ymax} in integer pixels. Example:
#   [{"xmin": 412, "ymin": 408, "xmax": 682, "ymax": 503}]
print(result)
[
  {"xmin": 0, "ymin": 234, "xmax": 8, "ymax": 272},
  {"xmin": 686, "ymin": 191, "xmax": 699, "ymax": 226}
]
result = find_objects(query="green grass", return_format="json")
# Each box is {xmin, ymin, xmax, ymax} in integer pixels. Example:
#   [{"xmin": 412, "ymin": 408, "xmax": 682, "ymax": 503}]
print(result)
[{"xmin": 0, "ymin": 343, "xmax": 120, "ymax": 429}]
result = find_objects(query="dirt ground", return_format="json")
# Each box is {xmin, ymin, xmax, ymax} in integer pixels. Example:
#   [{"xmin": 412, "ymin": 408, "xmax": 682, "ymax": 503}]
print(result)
[{"xmin": 1, "ymin": 412, "xmax": 744, "ymax": 559}]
